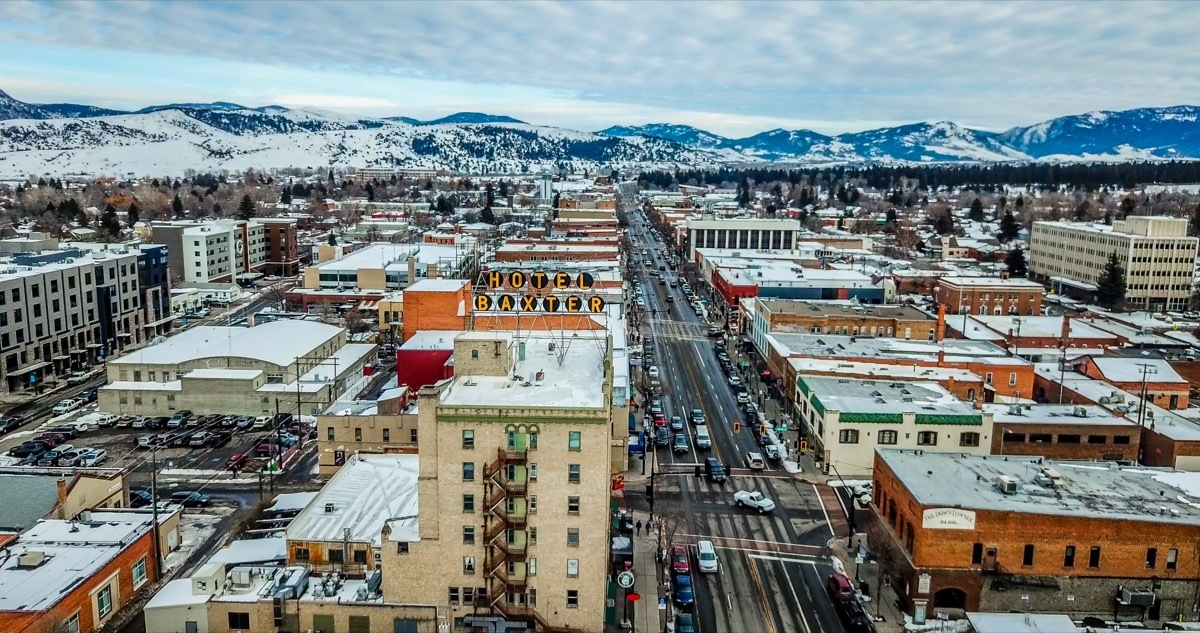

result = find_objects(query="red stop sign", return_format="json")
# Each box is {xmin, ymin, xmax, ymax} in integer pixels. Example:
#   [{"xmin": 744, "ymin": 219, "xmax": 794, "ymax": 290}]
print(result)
[{"xmin": 626, "ymin": 593, "xmax": 641, "ymax": 602}]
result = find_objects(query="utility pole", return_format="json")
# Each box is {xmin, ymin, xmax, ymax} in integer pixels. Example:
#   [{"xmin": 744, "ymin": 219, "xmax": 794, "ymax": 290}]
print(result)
[
  {"xmin": 1136, "ymin": 363, "xmax": 1158, "ymax": 427},
  {"xmin": 828, "ymin": 462, "xmax": 856, "ymax": 547},
  {"xmin": 149, "ymin": 447, "xmax": 163, "ymax": 579}
]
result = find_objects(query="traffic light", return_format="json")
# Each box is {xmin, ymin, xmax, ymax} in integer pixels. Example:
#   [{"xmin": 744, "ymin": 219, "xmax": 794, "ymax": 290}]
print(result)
[
  {"xmin": 733, "ymin": 421, "xmax": 741, "ymax": 434},
  {"xmin": 759, "ymin": 424, "xmax": 766, "ymax": 436},
  {"xmin": 800, "ymin": 439, "xmax": 808, "ymax": 454}
]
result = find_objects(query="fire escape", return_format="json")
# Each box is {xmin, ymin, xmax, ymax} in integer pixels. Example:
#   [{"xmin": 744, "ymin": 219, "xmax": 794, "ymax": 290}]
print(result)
[{"xmin": 481, "ymin": 446, "xmax": 576, "ymax": 633}]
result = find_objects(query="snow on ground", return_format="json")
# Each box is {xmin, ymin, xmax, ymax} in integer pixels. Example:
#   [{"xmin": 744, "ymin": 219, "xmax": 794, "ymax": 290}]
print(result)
[
  {"xmin": 163, "ymin": 512, "xmax": 223, "ymax": 573},
  {"xmin": 904, "ymin": 615, "xmax": 971, "ymax": 632}
]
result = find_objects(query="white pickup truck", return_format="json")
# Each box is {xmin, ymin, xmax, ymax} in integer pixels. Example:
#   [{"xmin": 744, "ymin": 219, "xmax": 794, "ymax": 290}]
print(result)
[{"xmin": 733, "ymin": 490, "xmax": 776, "ymax": 513}]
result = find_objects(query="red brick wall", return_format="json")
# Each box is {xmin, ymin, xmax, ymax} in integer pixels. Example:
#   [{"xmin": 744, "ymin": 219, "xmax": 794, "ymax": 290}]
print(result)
[
  {"xmin": 401, "ymin": 286, "xmax": 471, "ymax": 341},
  {"xmin": 711, "ymin": 269, "xmax": 758, "ymax": 307},
  {"xmin": 934, "ymin": 284, "xmax": 1043, "ymax": 317},
  {"xmin": 991, "ymin": 421, "xmax": 1140, "ymax": 460}
]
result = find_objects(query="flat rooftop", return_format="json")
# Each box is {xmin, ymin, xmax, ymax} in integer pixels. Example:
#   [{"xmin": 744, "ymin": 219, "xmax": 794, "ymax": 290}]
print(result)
[
  {"xmin": 938, "ymin": 276, "xmax": 1044, "ymax": 289},
  {"xmin": 112, "ymin": 320, "xmax": 343, "ymax": 367},
  {"xmin": 768, "ymin": 332, "xmax": 1014, "ymax": 364},
  {"xmin": 286, "ymin": 453, "xmax": 418, "ymax": 547},
  {"xmin": 1034, "ymin": 363, "xmax": 1200, "ymax": 441},
  {"xmin": 405, "ymin": 279, "xmax": 468, "ymax": 293},
  {"xmin": 440, "ymin": 332, "xmax": 609, "ymax": 409},
  {"xmin": 799, "ymin": 375, "xmax": 979, "ymax": 419},
  {"xmin": 789, "ymin": 358, "xmax": 977, "ymax": 383},
  {"xmin": 879, "ymin": 449, "xmax": 1200, "ymax": 526},
  {"xmin": 761, "ymin": 299, "xmax": 932, "ymax": 321},
  {"xmin": 967, "ymin": 315, "xmax": 1119, "ymax": 341},
  {"xmin": 983, "ymin": 403, "xmax": 1136, "ymax": 426},
  {"xmin": 312, "ymin": 242, "xmax": 469, "ymax": 273}
]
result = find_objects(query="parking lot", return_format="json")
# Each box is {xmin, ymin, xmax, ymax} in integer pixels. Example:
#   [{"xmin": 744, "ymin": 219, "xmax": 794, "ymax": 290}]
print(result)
[{"xmin": 1, "ymin": 405, "xmax": 313, "ymax": 477}]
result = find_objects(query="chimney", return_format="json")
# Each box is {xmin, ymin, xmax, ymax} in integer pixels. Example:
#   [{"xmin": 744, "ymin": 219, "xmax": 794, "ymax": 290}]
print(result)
[
  {"xmin": 1061, "ymin": 314, "xmax": 1071, "ymax": 345},
  {"xmin": 56, "ymin": 477, "xmax": 68, "ymax": 505},
  {"xmin": 936, "ymin": 304, "xmax": 946, "ymax": 342},
  {"xmin": 937, "ymin": 349, "xmax": 945, "ymax": 367}
]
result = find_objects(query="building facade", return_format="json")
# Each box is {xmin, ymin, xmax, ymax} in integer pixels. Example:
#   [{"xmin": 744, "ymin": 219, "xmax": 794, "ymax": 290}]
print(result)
[
  {"xmin": 684, "ymin": 217, "xmax": 802, "ymax": 261},
  {"xmin": 934, "ymin": 277, "xmax": 1044, "ymax": 317},
  {"xmin": 151, "ymin": 220, "xmax": 267, "ymax": 283},
  {"xmin": 1028, "ymin": 216, "xmax": 1199, "ymax": 310}
]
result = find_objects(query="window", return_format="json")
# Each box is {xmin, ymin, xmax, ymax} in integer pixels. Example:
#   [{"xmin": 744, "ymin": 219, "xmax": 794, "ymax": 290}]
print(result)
[
  {"xmin": 1088, "ymin": 546, "xmax": 1101, "ymax": 568},
  {"xmin": 1113, "ymin": 435, "xmax": 1131, "ymax": 445},
  {"xmin": 382, "ymin": 428, "xmax": 390, "ymax": 442},
  {"xmin": 227, "ymin": 613, "xmax": 251, "ymax": 629},
  {"xmin": 463, "ymin": 556, "xmax": 476, "ymax": 574},
  {"xmin": 1167, "ymin": 548, "xmax": 1178, "ymax": 571},
  {"xmin": 529, "ymin": 432, "xmax": 538, "ymax": 449},
  {"xmin": 1146, "ymin": 547, "xmax": 1158, "ymax": 569},
  {"xmin": 959, "ymin": 432, "xmax": 980, "ymax": 447},
  {"xmin": 471, "ymin": 349, "xmax": 479, "ymax": 359},
  {"xmin": 449, "ymin": 587, "xmax": 460, "ymax": 605},
  {"xmin": 397, "ymin": 542, "xmax": 410, "ymax": 554},
  {"xmin": 354, "ymin": 427, "xmax": 362, "ymax": 442},
  {"xmin": 566, "ymin": 590, "xmax": 579, "ymax": 608},
  {"xmin": 917, "ymin": 431, "xmax": 938, "ymax": 446},
  {"xmin": 567, "ymin": 559, "xmax": 579, "ymax": 578},
  {"xmin": 62, "ymin": 613, "xmax": 80, "ymax": 633},
  {"xmin": 530, "ymin": 464, "xmax": 538, "ymax": 481},
  {"xmin": 878, "ymin": 430, "xmax": 898, "ymax": 445},
  {"xmin": 463, "ymin": 525, "xmax": 475, "ymax": 544},
  {"xmin": 529, "ymin": 495, "xmax": 538, "ymax": 514},
  {"xmin": 971, "ymin": 542, "xmax": 983, "ymax": 565},
  {"xmin": 1087, "ymin": 435, "xmax": 1107, "ymax": 444},
  {"xmin": 568, "ymin": 496, "xmax": 580, "ymax": 514},
  {"xmin": 529, "ymin": 557, "xmax": 537, "ymax": 575},
  {"xmin": 462, "ymin": 430, "xmax": 475, "ymax": 449},
  {"xmin": 530, "ymin": 527, "xmax": 537, "ymax": 544},
  {"xmin": 97, "ymin": 585, "xmax": 113, "ymax": 618},
  {"xmin": 568, "ymin": 464, "xmax": 580, "ymax": 483},
  {"xmin": 463, "ymin": 494, "xmax": 475, "ymax": 513},
  {"xmin": 567, "ymin": 528, "xmax": 580, "ymax": 547},
  {"xmin": 1029, "ymin": 433, "xmax": 1052, "ymax": 443},
  {"xmin": 329, "ymin": 550, "xmax": 344, "ymax": 564},
  {"xmin": 1057, "ymin": 434, "xmax": 1080, "ymax": 444},
  {"xmin": 1022, "ymin": 544, "xmax": 1035, "ymax": 566},
  {"xmin": 325, "ymin": 427, "xmax": 334, "ymax": 441},
  {"xmin": 839, "ymin": 429, "xmax": 860, "ymax": 444},
  {"xmin": 133, "ymin": 557, "xmax": 148, "ymax": 588},
  {"xmin": 353, "ymin": 549, "xmax": 368, "ymax": 564},
  {"xmin": 985, "ymin": 372, "xmax": 993, "ymax": 384},
  {"xmin": 411, "ymin": 429, "xmax": 418, "ymax": 443},
  {"xmin": 462, "ymin": 588, "xmax": 475, "ymax": 606},
  {"xmin": 568, "ymin": 431, "xmax": 581, "ymax": 451},
  {"xmin": 1008, "ymin": 372, "xmax": 1017, "ymax": 386},
  {"xmin": 462, "ymin": 462, "xmax": 475, "ymax": 481},
  {"xmin": 348, "ymin": 615, "xmax": 371, "ymax": 633}
]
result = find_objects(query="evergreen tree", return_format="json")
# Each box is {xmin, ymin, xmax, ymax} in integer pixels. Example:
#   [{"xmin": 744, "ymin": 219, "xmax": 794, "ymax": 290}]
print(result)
[
  {"xmin": 1103, "ymin": 208, "xmax": 1112, "ymax": 225},
  {"xmin": 281, "ymin": 187, "xmax": 292, "ymax": 205},
  {"xmin": 1073, "ymin": 200, "xmax": 1091, "ymax": 221},
  {"xmin": 485, "ymin": 182, "xmax": 495, "ymax": 209},
  {"xmin": 237, "ymin": 195, "xmax": 255, "ymax": 221},
  {"xmin": 126, "ymin": 201, "xmax": 140, "ymax": 227},
  {"xmin": 100, "ymin": 204, "xmax": 120, "ymax": 238},
  {"xmin": 798, "ymin": 186, "xmax": 811, "ymax": 208},
  {"xmin": 366, "ymin": 183, "xmax": 375, "ymax": 203},
  {"xmin": 738, "ymin": 175, "xmax": 752, "ymax": 208},
  {"xmin": 969, "ymin": 198, "xmax": 984, "ymax": 221},
  {"xmin": 213, "ymin": 202, "xmax": 223, "ymax": 215},
  {"xmin": 328, "ymin": 169, "xmax": 335, "ymax": 182},
  {"xmin": 1015, "ymin": 194, "xmax": 1024, "ymax": 209},
  {"xmin": 998, "ymin": 209, "xmax": 1021, "ymax": 243},
  {"xmin": 1119, "ymin": 196, "xmax": 1136, "ymax": 218},
  {"xmin": 46, "ymin": 201, "xmax": 57, "ymax": 216},
  {"xmin": 1095, "ymin": 252, "xmax": 1127, "ymax": 310},
  {"xmin": 1191, "ymin": 203, "xmax": 1200, "ymax": 236},
  {"xmin": 885, "ymin": 208, "xmax": 898, "ymax": 227},
  {"xmin": 1004, "ymin": 247, "xmax": 1028, "ymax": 277},
  {"xmin": 327, "ymin": 232, "xmax": 337, "ymax": 246},
  {"xmin": 172, "ymin": 194, "xmax": 185, "ymax": 218},
  {"xmin": 498, "ymin": 180, "xmax": 509, "ymax": 199},
  {"xmin": 552, "ymin": 192, "xmax": 561, "ymax": 209},
  {"xmin": 480, "ymin": 205, "xmax": 496, "ymax": 225},
  {"xmin": 934, "ymin": 209, "xmax": 954, "ymax": 235}
]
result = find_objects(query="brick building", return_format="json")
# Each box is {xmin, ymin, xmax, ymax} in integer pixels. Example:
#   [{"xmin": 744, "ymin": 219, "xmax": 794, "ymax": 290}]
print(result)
[
  {"xmin": 985, "ymin": 403, "xmax": 1141, "ymax": 461},
  {"xmin": 870, "ymin": 450, "xmax": 1200, "ymax": 622},
  {"xmin": 256, "ymin": 218, "xmax": 300, "ymax": 277},
  {"xmin": 493, "ymin": 243, "xmax": 618, "ymax": 263},
  {"xmin": 934, "ymin": 277, "xmax": 1044, "ymax": 317},
  {"xmin": 1076, "ymin": 356, "xmax": 1190, "ymax": 410},
  {"xmin": 754, "ymin": 299, "xmax": 936, "ymax": 340}
]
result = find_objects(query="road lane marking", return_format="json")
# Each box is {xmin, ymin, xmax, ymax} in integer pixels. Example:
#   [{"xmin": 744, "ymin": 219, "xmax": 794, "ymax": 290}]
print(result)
[
  {"xmin": 813, "ymin": 483, "xmax": 836, "ymax": 537},
  {"xmin": 747, "ymin": 553, "xmax": 821, "ymax": 564},
  {"xmin": 746, "ymin": 556, "xmax": 780, "ymax": 633}
]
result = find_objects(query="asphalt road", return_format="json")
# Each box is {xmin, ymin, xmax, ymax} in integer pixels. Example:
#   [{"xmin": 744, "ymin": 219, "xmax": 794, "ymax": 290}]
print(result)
[{"xmin": 628, "ymin": 214, "xmax": 847, "ymax": 633}]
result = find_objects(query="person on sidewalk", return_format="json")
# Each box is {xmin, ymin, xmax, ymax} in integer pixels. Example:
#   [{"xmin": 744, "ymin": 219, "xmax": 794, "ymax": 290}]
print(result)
[{"xmin": 636, "ymin": 520, "xmax": 643, "ymax": 536}]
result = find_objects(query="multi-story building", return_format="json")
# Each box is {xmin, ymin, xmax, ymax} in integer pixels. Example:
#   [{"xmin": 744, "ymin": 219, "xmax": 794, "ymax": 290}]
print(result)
[
  {"xmin": 793, "ymin": 375, "xmax": 993, "ymax": 477},
  {"xmin": 379, "ymin": 331, "xmax": 615, "ymax": 633},
  {"xmin": 934, "ymin": 276, "xmax": 1044, "ymax": 316},
  {"xmin": 316, "ymin": 388, "xmax": 419, "ymax": 475},
  {"xmin": 302, "ymin": 242, "xmax": 480, "ymax": 293},
  {"xmin": 1028, "ymin": 216, "xmax": 1199, "ymax": 310},
  {"xmin": 751, "ymin": 299, "xmax": 936, "ymax": 340},
  {"xmin": 151, "ymin": 219, "xmax": 267, "ymax": 283},
  {"xmin": 256, "ymin": 217, "xmax": 300, "ymax": 277},
  {"xmin": 984, "ymin": 403, "xmax": 1141, "ymax": 461},
  {"xmin": 684, "ymin": 217, "xmax": 802, "ymax": 261},
  {"xmin": 137, "ymin": 244, "xmax": 174, "ymax": 340},
  {"xmin": 870, "ymin": 450, "xmax": 1200, "ymax": 622}
]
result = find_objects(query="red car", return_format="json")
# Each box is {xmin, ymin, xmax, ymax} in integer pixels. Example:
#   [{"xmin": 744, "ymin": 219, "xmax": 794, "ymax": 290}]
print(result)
[
  {"xmin": 36, "ymin": 433, "xmax": 67, "ymax": 447},
  {"xmin": 653, "ymin": 414, "xmax": 667, "ymax": 428},
  {"xmin": 671, "ymin": 545, "xmax": 690, "ymax": 574},
  {"xmin": 225, "ymin": 453, "xmax": 248, "ymax": 470}
]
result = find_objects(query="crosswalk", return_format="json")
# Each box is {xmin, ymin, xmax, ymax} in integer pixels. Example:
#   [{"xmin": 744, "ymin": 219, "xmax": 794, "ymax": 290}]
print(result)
[{"xmin": 647, "ymin": 319, "xmax": 709, "ymax": 342}]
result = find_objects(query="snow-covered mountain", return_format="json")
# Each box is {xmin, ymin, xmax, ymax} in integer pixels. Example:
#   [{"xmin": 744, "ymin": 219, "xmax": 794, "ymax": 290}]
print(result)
[{"xmin": 3, "ymin": 86, "xmax": 1200, "ymax": 174}]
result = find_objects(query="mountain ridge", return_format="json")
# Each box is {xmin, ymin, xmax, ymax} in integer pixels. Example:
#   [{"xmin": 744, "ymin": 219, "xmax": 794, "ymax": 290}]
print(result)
[{"xmin": 3, "ymin": 88, "xmax": 1200, "ymax": 174}]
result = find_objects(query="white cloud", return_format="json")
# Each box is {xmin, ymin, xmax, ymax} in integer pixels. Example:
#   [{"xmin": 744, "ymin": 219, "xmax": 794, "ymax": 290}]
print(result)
[
  {"xmin": 0, "ymin": 1, "xmax": 1196, "ymax": 135},
  {"xmin": 271, "ymin": 94, "xmax": 399, "ymax": 110}
]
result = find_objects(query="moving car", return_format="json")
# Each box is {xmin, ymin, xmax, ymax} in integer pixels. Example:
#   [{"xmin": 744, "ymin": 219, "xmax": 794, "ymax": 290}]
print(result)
[
  {"xmin": 733, "ymin": 490, "xmax": 776, "ymax": 513},
  {"xmin": 51, "ymin": 399, "xmax": 80, "ymax": 415},
  {"xmin": 655, "ymin": 427, "xmax": 671, "ymax": 447},
  {"xmin": 744, "ymin": 451, "xmax": 766, "ymax": 470},
  {"xmin": 226, "ymin": 453, "xmax": 249, "ymax": 470},
  {"xmin": 695, "ymin": 426, "xmax": 711, "ymax": 449},
  {"xmin": 65, "ymin": 372, "xmax": 91, "ymax": 386},
  {"xmin": 673, "ymin": 433, "xmax": 690, "ymax": 454},
  {"xmin": 704, "ymin": 457, "xmax": 726, "ymax": 483},
  {"xmin": 669, "ymin": 415, "xmax": 683, "ymax": 431},
  {"xmin": 690, "ymin": 409, "xmax": 705, "ymax": 425},
  {"xmin": 695, "ymin": 541, "xmax": 718, "ymax": 573},
  {"xmin": 0, "ymin": 412, "xmax": 29, "ymax": 434},
  {"xmin": 128, "ymin": 489, "xmax": 154, "ymax": 508},
  {"xmin": 169, "ymin": 491, "xmax": 211, "ymax": 507}
]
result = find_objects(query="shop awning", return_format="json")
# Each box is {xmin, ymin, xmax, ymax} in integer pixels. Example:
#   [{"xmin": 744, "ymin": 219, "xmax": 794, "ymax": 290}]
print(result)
[{"xmin": 9, "ymin": 361, "xmax": 51, "ymax": 375}]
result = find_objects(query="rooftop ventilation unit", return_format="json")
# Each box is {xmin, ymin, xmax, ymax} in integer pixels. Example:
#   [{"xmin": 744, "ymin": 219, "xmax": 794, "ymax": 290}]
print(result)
[{"xmin": 996, "ymin": 475, "xmax": 1019, "ymax": 495}]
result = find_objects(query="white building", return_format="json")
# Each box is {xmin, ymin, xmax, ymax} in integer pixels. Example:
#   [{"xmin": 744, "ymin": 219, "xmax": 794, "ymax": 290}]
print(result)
[
  {"xmin": 1028, "ymin": 216, "xmax": 1199, "ymax": 311},
  {"xmin": 684, "ymin": 217, "xmax": 803, "ymax": 260},
  {"xmin": 151, "ymin": 220, "xmax": 267, "ymax": 283}
]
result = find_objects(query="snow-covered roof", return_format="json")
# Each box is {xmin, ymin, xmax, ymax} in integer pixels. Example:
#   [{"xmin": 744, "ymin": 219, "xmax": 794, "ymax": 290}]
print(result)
[
  {"xmin": 984, "ymin": 403, "xmax": 1135, "ymax": 427},
  {"xmin": 208, "ymin": 535, "xmax": 288, "ymax": 566},
  {"xmin": 286, "ymin": 453, "xmax": 418, "ymax": 547},
  {"xmin": 184, "ymin": 368, "xmax": 264, "ymax": 381},
  {"xmin": 111, "ymin": 320, "xmax": 344, "ymax": 368},
  {"xmin": 267, "ymin": 492, "xmax": 319, "ymax": 514},
  {"xmin": 1086, "ymin": 357, "xmax": 1186, "ymax": 384},
  {"xmin": 440, "ymin": 332, "xmax": 609, "ymax": 409},
  {"xmin": 801, "ymin": 376, "xmax": 978, "ymax": 417},
  {"xmin": 880, "ymin": 449, "xmax": 1200, "ymax": 526},
  {"xmin": 966, "ymin": 613, "xmax": 1077, "ymax": 633},
  {"xmin": 405, "ymin": 278, "xmax": 469, "ymax": 293},
  {"xmin": 144, "ymin": 579, "xmax": 212, "ymax": 610},
  {"xmin": 400, "ymin": 330, "xmax": 460, "ymax": 351}
]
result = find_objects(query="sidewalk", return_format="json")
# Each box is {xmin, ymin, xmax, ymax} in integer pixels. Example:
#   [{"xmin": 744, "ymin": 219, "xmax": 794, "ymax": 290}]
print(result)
[{"xmin": 829, "ymin": 536, "xmax": 908, "ymax": 633}]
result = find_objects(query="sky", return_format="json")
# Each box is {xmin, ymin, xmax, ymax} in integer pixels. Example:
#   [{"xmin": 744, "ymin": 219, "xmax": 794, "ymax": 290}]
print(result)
[{"xmin": 0, "ymin": 0, "xmax": 1197, "ymax": 137}]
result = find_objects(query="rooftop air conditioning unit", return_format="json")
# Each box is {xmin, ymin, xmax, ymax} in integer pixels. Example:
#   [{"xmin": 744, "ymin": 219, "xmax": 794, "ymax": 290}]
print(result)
[
  {"xmin": 324, "ymin": 503, "xmax": 336, "ymax": 513},
  {"xmin": 1073, "ymin": 406, "xmax": 1088, "ymax": 418},
  {"xmin": 996, "ymin": 475, "xmax": 1019, "ymax": 495},
  {"xmin": 1121, "ymin": 588, "xmax": 1157, "ymax": 607}
]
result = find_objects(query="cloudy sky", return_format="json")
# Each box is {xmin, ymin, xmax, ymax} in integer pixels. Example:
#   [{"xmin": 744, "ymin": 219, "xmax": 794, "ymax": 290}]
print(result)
[{"xmin": 0, "ymin": 0, "xmax": 1195, "ymax": 137}]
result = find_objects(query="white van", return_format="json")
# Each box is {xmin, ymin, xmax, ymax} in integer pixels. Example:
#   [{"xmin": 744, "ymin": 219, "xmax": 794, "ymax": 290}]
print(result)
[
  {"xmin": 696, "ymin": 540, "xmax": 718, "ymax": 573},
  {"xmin": 744, "ymin": 452, "xmax": 766, "ymax": 470},
  {"xmin": 695, "ymin": 426, "xmax": 712, "ymax": 449}
]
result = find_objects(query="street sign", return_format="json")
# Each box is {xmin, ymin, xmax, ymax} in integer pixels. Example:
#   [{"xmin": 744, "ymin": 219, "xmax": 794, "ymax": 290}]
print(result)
[
  {"xmin": 774, "ymin": 427, "xmax": 787, "ymax": 433},
  {"xmin": 617, "ymin": 571, "xmax": 635, "ymax": 589},
  {"xmin": 855, "ymin": 554, "xmax": 865, "ymax": 565},
  {"xmin": 658, "ymin": 598, "xmax": 667, "ymax": 610},
  {"xmin": 626, "ymin": 592, "xmax": 641, "ymax": 602}
]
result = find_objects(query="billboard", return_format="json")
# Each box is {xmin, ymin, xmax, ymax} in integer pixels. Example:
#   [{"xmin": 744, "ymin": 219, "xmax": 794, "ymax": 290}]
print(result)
[{"xmin": 477, "ymin": 270, "xmax": 606, "ymax": 313}]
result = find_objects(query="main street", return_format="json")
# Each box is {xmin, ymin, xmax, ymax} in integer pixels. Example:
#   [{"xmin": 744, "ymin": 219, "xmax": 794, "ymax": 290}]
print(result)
[{"xmin": 626, "ymin": 211, "xmax": 848, "ymax": 633}]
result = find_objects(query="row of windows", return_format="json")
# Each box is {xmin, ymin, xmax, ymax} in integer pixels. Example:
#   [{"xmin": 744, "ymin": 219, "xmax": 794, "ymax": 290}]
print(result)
[
  {"xmin": 461, "ymin": 429, "xmax": 582, "ymax": 451},
  {"xmin": 970, "ymin": 542, "xmax": 1178, "ymax": 570},
  {"xmin": 461, "ymin": 462, "xmax": 580, "ymax": 483},
  {"xmin": 327, "ymin": 426, "xmax": 419, "ymax": 443},
  {"xmin": 460, "ymin": 493, "xmax": 572, "ymax": 514},
  {"xmin": 1003, "ymin": 432, "xmax": 1131, "ymax": 445},
  {"xmin": 839, "ymin": 429, "xmax": 979, "ymax": 447}
]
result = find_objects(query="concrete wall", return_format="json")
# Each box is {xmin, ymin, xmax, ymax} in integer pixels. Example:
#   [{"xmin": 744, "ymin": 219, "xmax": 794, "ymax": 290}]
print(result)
[{"xmin": 316, "ymin": 413, "xmax": 420, "ymax": 475}]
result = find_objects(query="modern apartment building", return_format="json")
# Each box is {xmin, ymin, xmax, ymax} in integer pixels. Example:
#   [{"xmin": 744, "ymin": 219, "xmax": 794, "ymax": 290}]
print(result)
[
  {"xmin": 684, "ymin": 217, "xmax": 803, "ymax": 261},
  {"xmin": 1028, "ymin": 216, "xmax": 1199, "ymax": 310},
  {"xmin": 150, "ymin": 219, "xmax": 267, "ymax": 283},
  {"xmin": 257, "ymin": 217, "xmax": 301, "ymax": 276},
  {"xmin": 379, "ymin": 331, "xmax": 615, "ymax": 633},
  {"xmin": 0, "ymin": 246, "xmax": 145, "ymax": 394}
]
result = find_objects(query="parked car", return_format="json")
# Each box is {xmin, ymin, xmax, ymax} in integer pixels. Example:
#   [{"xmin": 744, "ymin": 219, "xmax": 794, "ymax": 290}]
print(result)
[
  {"xmin": 35, "ymin": 433, "xmax": 67, "ymax": 447},
  {"xmin": 149, "ymin": 416, "xmax": 169, "ymax": 429},
  {"xmin": 128, "ymin": 489, "xmax": 154, "ymax": 508},
  {"xmin": 8, "ymin": 441, "xmax": 50, "ymax": 458},
  {"xmin": 672, "ymin": 574, "xmax": 695, "ymax": 606},
  {"xmin": 166, "ymin": 410, "xmax": 193, "ymax": 428},
  {"xmin": 96, "ymin": 414, "xmax": 119, "ymax": 428},
  {"xmin": 254, "ymin": 442, "xmax": 280, "ymax": 457},
  {"xmin": 674, "ymin": 613, "xmax": 697, "ymax": 633},
  {"xmin": 696, "ymin": 541, "xmax": 719, "ymax": 573},
  {"xmin": 135, "ymin": 434, "xmax": 157, "ymax": 449},
  {"xmin": 225, "ymin": 453, "xmax": 249, "ymax": 470},
  {"xmin": 207, "ymin": 431, "xmax": 233, "ymax": 448},
  {"xmin": 733, "ymin": 490, "xmax": 775, "ymax": 513},
  {"xmin": 736, "ymin": 391, "xmax": 751, "ymax": 405},
  {"xmin": 78, "ymin": 388, "xmax": 97, "ymax": 403},
  {"xmin": 46, "ymin": 425, "xmax": 80, "ymax": 439},
  {"xmin": 836, "ymin": 598, "xmax": 876, "ymax": 633},
  {"xmin": 188, "ymin": 431, "xmax": 213, "ymax": 447},
  {"xmin": 251, "ymin": 416, "xmax": 272, "ymax": 430},
  {"xmin": 79, "ymin": 448, "xmax": 108, "ymax": 466},
  {"xmin": 706, "ymin": 327, "xmax": 723, "ymax": 337},
  {"xmin": 169, "ymin": 491, "xmax": 211, "ymax": 507},
  {"xmin": 37, "ymin": 444, "xmax": 76, "ymax": 466},
  {"xmin": 671, "ymin": 545, "xmax": 690, "ymax": 574},
  {"xmin": 647, "ymin": 365, "xmax": 660, "ymax": 378},
  {"xmin": 57, "ymin": 448, "xmax": 88, "ymax": 467},
  {"xmin": 0, "ymin": 413, "xmax": 29, "ymax": 435},
  {"xmin": 655, "ymin": 427, "xmax": 671, "ymax": 447},
  {"xmin": 65, "ymin": 372, "xmax": 91, "ymax": 385}
]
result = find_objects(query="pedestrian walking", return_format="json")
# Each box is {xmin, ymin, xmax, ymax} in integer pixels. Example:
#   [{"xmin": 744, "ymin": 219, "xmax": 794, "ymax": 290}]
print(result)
[{"xmin": 636, "ymin": 520, "xmax": 643, "ymax": 536}]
